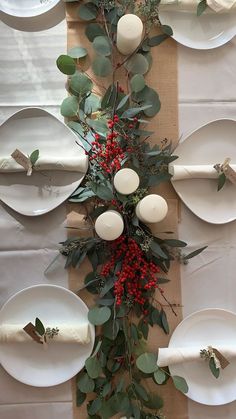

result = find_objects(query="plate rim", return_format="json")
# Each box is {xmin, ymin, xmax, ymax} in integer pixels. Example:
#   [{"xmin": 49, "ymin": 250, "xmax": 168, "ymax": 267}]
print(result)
[
  {"xmin": 0, "ymin": 0, "xmax": 61, "ymax": 18},
  {"xmin": 159, "ymin": 11, "xmax": 236, "ymax": 50},
  {"xmin": 0, "ymin": 106, "xmax": 87, "ymax": 217},
  {"xmin": 171, "ymin": 117, "xmax": 236, "ymax": 225},
  {"xmin": 0, "ymin": 284, "xmax": 95, "ymax": 387},
  {"xmin": 168, "ymin": 307, "xmax": 236, "ymax": 406}
]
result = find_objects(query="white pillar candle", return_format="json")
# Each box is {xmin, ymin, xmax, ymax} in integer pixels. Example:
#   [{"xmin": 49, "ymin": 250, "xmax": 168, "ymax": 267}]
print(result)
[
  {"xmin": 95, "ymin": 210, "xmax": 124, "ymax": 241},
  {"xmin": 135, "ymin": 194, "xmax": 168, "ymax": 224},
  {"xmin": 116, "ymin": 14, "xmax": 143, "ymax": 55},
  {"xmin": 114, "ymin": 168, "xmax": 140, "ymax": 195}
]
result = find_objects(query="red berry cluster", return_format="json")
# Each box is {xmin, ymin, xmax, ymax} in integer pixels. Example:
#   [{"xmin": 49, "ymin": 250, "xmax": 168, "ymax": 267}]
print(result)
[
  {"xmin": 89, "ymin": 115, "xmax": 124, "ymax": 174},
  {"xmin": 100, "ymin": 236, "xmax": 160, "ymax": 309}
]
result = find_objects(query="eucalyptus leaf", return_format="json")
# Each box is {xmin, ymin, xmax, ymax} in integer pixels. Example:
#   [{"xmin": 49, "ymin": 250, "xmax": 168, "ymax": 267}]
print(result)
[
  {"xmin": 154, "ymin": 368, "xmax": 166, "ymax": 384},
  {"xmin": 125, "ymin": 54, "xmax": 149, "ymax": 75},
  {"xmin": 136, "ymin": 86, "xmax": 161, "ymax": 117},
  {"xmin": 92, "ymin": 56, "xmax": 112, "ymax": 77},
  {"xmin": 197, "ymin": 0, "xmax": 207, "ymax": 16},
  {"xmin": 93, "ymin": 36, "xmax": 112, "ymax": 56},
  {"xmin": 148, "ymin": 34, "xmax": 169, "ymax": 47},
  {"xmin": 77, "ymin": 373, "xmax": 95, "ymax": 393},
  {"xmin": 133, "ymin": 381, "xmax": 149, "ymax": 401},
  {"xmin": 88, "ymin": 306, "xmax": 111, "ymax": 325},
  {"xmin": 78, "ymin": 2, "xmax": 98, "ymax": 20},
  {"xmin": 30, "ymin": 149, "xmax": 39, "ymax": 166},
  {"xmin": 217, "ymin": 172, "xmax": 226, "ymax": 191},
  {"xmin": 88, "ymin": 118, "xmax": 108, "ymax": 136},
  {"xmin": 209, "ymin": 357, "xmax": 220, "ymax": 378},
  {"xmin": 56, "ymin": 54, "xmax": 76, "ymax": 75},
  {"xmin": 35, "ymin": 317, "xmax": 45, "ymax": 336},
  {"xmin": 102, "ymin": 382, "xmax": 112, "ymax": 397},
  {"xmin": 136, "ymin": 353, "xmax": 158, "ymax": 374},
  {"xmin": 172, "ymin": 375, "xmax": 189, "ymax": 393},
  {"xmin": 143, "ymin": 392, "xmax": 163, "ymax": 409},
  {"xmin": 76, "ymin": 389, "xmax": 86, "ymax": 407},
  {"xmin": 161, "ymin": 25, "xmax": 173, "ymax": 36},
  {"xmin": 61, "ymin": 96, "xmax": 78, "ymax": 117},
  {"xmin": 85, "ymin": 356, "xmax": 102, "ymax": 378},
  {"xmin": 85, "ymin": 23, "xmax": 106, "ymax": 41},
  {"xmin": 68, "ymin": 46, "xmax": 88, "ymax": 59},
  {"xmin": 83, "ymin": 93, "xmax": 101, "ymax": 114},
  {"xmin": 88, "ymin": 398, "xmax": 102, "ymax": 415},
  {"xmin": 70, "ymin": 72, "xmax": 93, "ymax": 96},
  {"xmin": 130, "ymin": 74, "xmax": 146, "ymax": 93}
]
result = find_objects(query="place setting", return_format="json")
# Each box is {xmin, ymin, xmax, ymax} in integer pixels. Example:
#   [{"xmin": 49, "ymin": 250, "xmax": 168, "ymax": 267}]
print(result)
[
  {"xmin": 0, "ymin": 0, "xmax": 65, "ymax": 31},
  {"xmin": 1, "ymin": 0, "xmax": 236, "ymax": 418},
  {"xmin": 159, "ymin": 0, "xmax": 236, "ymax": 49}
]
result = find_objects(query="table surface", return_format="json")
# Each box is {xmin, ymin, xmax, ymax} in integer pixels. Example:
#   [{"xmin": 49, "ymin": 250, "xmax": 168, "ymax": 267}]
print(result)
[{"xmin": 0, "ymin": 3, "xmax": 236, "ymax": 418}]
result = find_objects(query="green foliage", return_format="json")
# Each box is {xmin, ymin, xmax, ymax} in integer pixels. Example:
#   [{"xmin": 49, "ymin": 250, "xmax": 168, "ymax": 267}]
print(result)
[
  {"xmin": 55, "ymin": 2, "xmax": 208, "ymax": 417},
  {"xmin": 60, "ymin": 96, "xmax": 78, "ymax": 117},
  {"xmin": 92, "ymin": 56, "xmax": 113, "ymax": 77},
  {"xmin": 56, "ymin": 54, "xmax": 76, "ymax": 75},
  {"xmin": 209, "ymin": 358, "xmax": 220, "ymax": 378},
  {"xmin": 197, "ymin": 0, "xmax": 208, "ymax": 16},
  {"xmin": 88, "ymin": 306, "xmax": 111, "ymax": 325},
  {"xmin": 136, "ymin": 353, "xmax": 158, "ymax": 374},
  {"xmin": 217, "ymin": 172, "xmax": 226, "ymax": 191},
  {"xmin": 29, "ymin": 149, "xmax": 39, "ymax": 166},
  {"xmin": 35, "ymin": 317, "xmax": 45, "ymax": 336},
  {"xmin": 172, "ymin": 376, "xmax": 189, "ymax": 393}
]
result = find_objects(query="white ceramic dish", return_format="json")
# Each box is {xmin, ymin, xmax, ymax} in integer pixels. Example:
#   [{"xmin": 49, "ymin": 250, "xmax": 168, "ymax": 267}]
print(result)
[
  {"xmin": 169, "ymin": 308, "xmax": 236, "ymax": 405},
  {"xmin": 159, "ymin": 10, "xmax": 236, "ymax": 49},
  {"xmin": 0, "ymin": 108, "xmax": 87, "ymax": 216},
  {"xmin": 0, "ymin": 0, "xmax": 61, "ymax": 18},
  {"xmin": 171, "ymin": 119, "xmax": 236, "ymax": 224},
  {"xmin": 0, "ymin": 284, "xmax": 95, "ymax": 387}
]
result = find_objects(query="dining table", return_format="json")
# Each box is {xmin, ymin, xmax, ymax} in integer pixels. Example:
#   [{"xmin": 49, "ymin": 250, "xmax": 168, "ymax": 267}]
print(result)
[{"xmin": 0, "ymin": 1, "xmax": 236, "ymax": 418}]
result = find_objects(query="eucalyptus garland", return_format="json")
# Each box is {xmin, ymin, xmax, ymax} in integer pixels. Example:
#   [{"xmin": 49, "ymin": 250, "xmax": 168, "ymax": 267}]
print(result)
[{"xmin": 56, "ymin": 1, "xmax": 206, "ymax": 418}]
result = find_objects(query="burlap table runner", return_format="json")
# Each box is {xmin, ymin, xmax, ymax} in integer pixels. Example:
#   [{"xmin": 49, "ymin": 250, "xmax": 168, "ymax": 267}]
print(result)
[{"xmin": 66, "ymin": 4, "xmax": 188, "ymax": 418}]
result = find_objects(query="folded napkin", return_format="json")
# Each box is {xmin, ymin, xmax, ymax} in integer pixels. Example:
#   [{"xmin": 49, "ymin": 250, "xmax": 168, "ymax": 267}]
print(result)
[
  {"xmin": 0, "ymin": 323, "xmax": 91, "ymax": 344},
  {"xmin": 0, "ymin": 155, "xmax": 88, "ymax": 173},
  {"xmin": 159, "ymin": 0, "xmax": 236, "ymax": 12},
  {"xmin": 169, "ymin": 164, "xmax": 236, "ymax": 181},
  {"xmin": 157, "ymin": 345, "xmax": 236, "ymax": 367}
]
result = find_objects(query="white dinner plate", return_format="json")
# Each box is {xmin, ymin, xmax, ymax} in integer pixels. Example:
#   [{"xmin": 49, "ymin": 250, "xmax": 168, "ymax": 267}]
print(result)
[
  {"xmin": 171, "ymin": 119, "xmax": 236, "ymax": 224},
  {"xmin": 159, "ymin": 10, "xmax": 236, "ymax": 49},
  {"xmin": 0, "ymin": 108, "xmax": 87, "ymax": 216},
  {"xmin": 169, "ymin": 309, "xmax": 236, "ymax": 405},
  {"xmin": 0, "ymin": 0, "xmax": 61, "ymax": 18},
  {"xmin": 0, "ymin": 284, "xmax": 95, "ymax": 387}
]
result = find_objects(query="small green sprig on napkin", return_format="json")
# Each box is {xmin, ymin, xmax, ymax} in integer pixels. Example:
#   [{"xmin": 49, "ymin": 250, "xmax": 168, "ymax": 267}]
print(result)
[{"xmin": 24, "ymin": 317, "xmax": 59, "ymax": 344}]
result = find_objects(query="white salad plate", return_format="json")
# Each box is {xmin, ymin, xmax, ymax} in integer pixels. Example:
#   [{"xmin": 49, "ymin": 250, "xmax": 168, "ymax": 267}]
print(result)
[
  {"xmin": 0, "ymin": 284, "xmax": 95, "ymax": 387},
  {"xmin": 0, "ymin": 108, "xmax": 87, "ymax": 216},
  {"xmin": 169, "ymin": 308, "xmax": 236, "ymax": 405},
  {"xmin": 159, "ymin": 9, "xmax": 236, "ymax": 49},
  {"xmin": 0, "ymin": 0, "xmax": 61, "ymax": 18},
  {"xmin": 171, "ymin": 119, "xmax": 236, "ymax": 224}
]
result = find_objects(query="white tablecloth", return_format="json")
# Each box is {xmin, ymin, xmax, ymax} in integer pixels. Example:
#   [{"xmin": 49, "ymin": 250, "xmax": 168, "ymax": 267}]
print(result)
[{"xmin": 0, "ymin": 3, "xmax": 236, "ymax": 418}]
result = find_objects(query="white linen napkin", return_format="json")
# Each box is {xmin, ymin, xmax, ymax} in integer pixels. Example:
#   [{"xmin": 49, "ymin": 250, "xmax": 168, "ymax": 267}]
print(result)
[
  {"xmin": 0, "ymin": 155, "xmax": 88, "ymax": 173},
  {"xmin": 159, "ymin": 0, "xmax": 236, "ymax": 12},
  {"xmin": 157, "ymin": 345, "xmax": 236, "ymax": 367},
  {"xmin": 0, "ymin": 323, "xmax": 91, "ymax": 344},
  {"xmin": 169, "ymin": 164, "xmax": 236, "ymax": 181}
]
